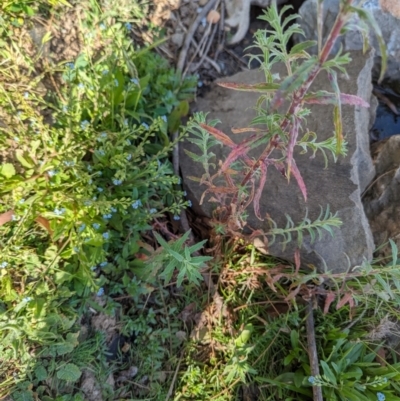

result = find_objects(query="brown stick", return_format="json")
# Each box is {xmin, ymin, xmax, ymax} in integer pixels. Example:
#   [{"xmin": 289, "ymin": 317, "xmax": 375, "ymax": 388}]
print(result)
[{"xmin": 306, "ymin": 298, "xmax": 323, "ymax": 401}]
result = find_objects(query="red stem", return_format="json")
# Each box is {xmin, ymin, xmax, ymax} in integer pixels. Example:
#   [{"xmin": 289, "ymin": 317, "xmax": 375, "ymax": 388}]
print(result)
[{"xmin": 235, "ymin": 0, "xmax": 355, "ymax": 201}]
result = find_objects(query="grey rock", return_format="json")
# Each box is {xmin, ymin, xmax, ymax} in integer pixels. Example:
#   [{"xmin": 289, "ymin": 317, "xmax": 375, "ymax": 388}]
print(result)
[
  {"xmin": 294, "ymin": 0, "xmax": 400, "ymax": 79},
  {"xmin": 181, "ymin": 50, "xmax": 376, "ymax": 272},
  {"xmin": 363, "ymin": 135, "xmax": 400, "ymax": 260}
]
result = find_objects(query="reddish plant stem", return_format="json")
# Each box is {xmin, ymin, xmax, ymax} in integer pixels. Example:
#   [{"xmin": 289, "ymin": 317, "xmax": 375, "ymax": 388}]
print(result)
[{"xmin": 232, "ymin": 0, "xmax": 355, "ymax": 207}]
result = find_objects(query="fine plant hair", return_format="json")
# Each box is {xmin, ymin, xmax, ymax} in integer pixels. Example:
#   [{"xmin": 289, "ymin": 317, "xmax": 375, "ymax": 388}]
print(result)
[{"xmin": 185, "ymin": 0, "xmax": 386, "ymax": 249}]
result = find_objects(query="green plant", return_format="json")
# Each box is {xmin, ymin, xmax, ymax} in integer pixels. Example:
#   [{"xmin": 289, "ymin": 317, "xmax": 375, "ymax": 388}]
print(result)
[
  {"xmin": 0, "ymin": 0, "xmax": 198, "ymax": 398},
  {"xmin": 150, "ymin": 230, "xmax": 213, "ymax": 287},
  {"xmin": 184, "ymin": 1, "xmax": 386, "ymax": 244},
  {"xmin": 265, "ymin": 328, "xmax": 400, "ymax": 401}
]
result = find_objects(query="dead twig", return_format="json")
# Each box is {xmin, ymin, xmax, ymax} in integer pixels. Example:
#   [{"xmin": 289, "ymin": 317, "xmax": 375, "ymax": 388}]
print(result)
[
  {"xmin": 213, "ymin": 0, "xmax": 225, "ymax": 61},
  {"xmin": 223, "ymin": 46, "xmax": 248, "ymax": 68},
  {"xmin": 373, "ymin": 88, "xmax": 399, "ymax": 115},
  {"xmin": 185, "ymin": 19, "xmax": 219, "ymax": 75},
  {"xmin": 165, "ymin": 352, "xmax": 183, "ymax": 401},
  {"xmin": 306, "ymin": 298, "xmax": 323, "ymax": 401},
  {"xmin": 177, "ymin": 0, "xmax": 218, "ymax": 72},
  {"xmin": 361, "ymin": 167, "xmax": 397, "ymax": 198}
]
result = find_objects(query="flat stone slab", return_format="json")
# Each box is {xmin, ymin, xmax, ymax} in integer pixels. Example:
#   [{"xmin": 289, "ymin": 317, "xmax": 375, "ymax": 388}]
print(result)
[{"xmin": 181, "ymin": 50, "xmax": 376, "ymax": 272}]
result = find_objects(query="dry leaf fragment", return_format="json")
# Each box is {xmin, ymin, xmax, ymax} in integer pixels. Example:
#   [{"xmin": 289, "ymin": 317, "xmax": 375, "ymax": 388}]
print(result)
[
  {"xmin": 36, "ymin": 216, "xmax": 53, "ymax": 236},
  {"xmin": 336, "ymin": 292, "xmax": 354, "ymax": 310},
  {"xmin": 323, "ymin": 291, "xmax": 336, "ymax": 315},
  {"xmin": 0, "ymin": 210, "xmax": 14, "ymax": 226}
]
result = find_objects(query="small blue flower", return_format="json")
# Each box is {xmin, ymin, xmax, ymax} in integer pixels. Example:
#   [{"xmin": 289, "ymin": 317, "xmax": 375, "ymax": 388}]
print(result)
[
  {"xmin": 0, "ymin": 262, "xmax": 8, "ymax": 269},
  {"xmin": 130, "ymin": 78, "xmax": 139, "ymax": 85},
  {"xmin": 78, "ymin": 223, "xmax": 86, "ymax": 232},
  {"xmin": 63, "ymin": 160, "xmax": 75, "ymax": 167},
  {"xmin": 87, "ymin": 165, "xmax": 93, "ymax": 172},
  {"xmin": 103, "ymin": 213, "xmax": 112, "ymax": 220},
  {"xmin": 382, "ymin": 378, "xmax": 388, "ymax": 384},
  {"xmin": 377, "ymin": 393, "xmax": 386, "ymax": 401},
  {"xmin": 73, "ymin": 247, "xmax": 79, "ymax": 252},
  {"xmin": 80, "ymin": 120, "xmax": 89, "ymax": 129},
  {"xmin": 198, "ymin": 81, "xmax": 204, "ymax": 88},
  {"xmin": 110, "ymin": 207, "xmax": 117, "ymax": 213},
  {"xmin": 126, "ymin": 154, "xmax": 132, "ymax": 161},
  {"xmin": 161, "ymin": 115, "xmax": 167, "ymax": 123},
  {"xmin": 14, "ymin": 137, "xmax": 19, "ymax": 142},
  {"xmin": 114, "ymin": 79, "xmax": 119, "ymax": 87},
  {"xmin": 92, "ymin": 196, "xmax": 97, "ymax": 201},
  {"xmin": 99, "ymin": 23, "xmax": 106, "ymax": 30},
  {"xmin": 132, "ymin": 200, "xmax": 142, "ymax": 209},
  {"xmin": 97, "ymin": 287, "xmax": 105, "ymax": 297},
  {"xmin": 84, "ymin": 200, "xmax": 92, "ymax": 206},
  {"xmin": 88, "ymin": 179, "xmax": 93, "ymax": 184},
  {"xmin": 19, "ymin": 199, "xmax": 25, "ymax": 204},
  {"xmin": 112, "ymin": 178, "xmax": 123, "ymax": 185},
  {"xmin": 97, "ymin": 132, "xmax": 107, "ymax": 141},
  {"xmin": 100, "ymin": 261, "xmax": 107, "ymax": 267},
  {"xmin": 24, "ymin": 92, "xmax": 29, "ymax": 99},
  {"xmin": 48, "ymin": 169, "xmax": 57, "ymax": 177},
  {"xmin": 141, "ymin": 122, "xmax": 149, "ymax": 130},
  {"xmin": 62, "ymin": 105, "xmax": 68, "ymax": 112},
  {"xmin": 92, "ymin": 223, "xmax": 100, "ymax": 230},
  {"xmin": 54, "ymin": 207, "xmax": 66, "ymax": 216},
  {"xmin": 90, "ymin": 266, "xmax": 97, "ymax": 271},
  {"xmin": 102, "ymin": 232, "xmax": 110, "ymax": 240},
  {"xmin": 97, "ymin": 171, "xmax": 103, "ymax": 176},
  {"xmin": 173, "ymin": 215, "xmax": 180, "ymax": 221},
  {"xmin": 187, "ymin": 200, "xmax": 192, "ymax": 207},
  {"xmin": 177, "ymin": 177, "xmax": 181, "ymax": 185},
  {"xmin": 66, "ymin": 62, "xmax": 74, "ymax": 69},
  {"xmin": 157, "ymin": 159, "xmax": 162, "ymax": 168},
  {"xmin": 123, "ymin": 118, "xmax": 129, "ymax": 126},
  {"xmin": 78, "ymin": 83, "xmax": 85, "ymax": 89},
  {"xmin": 102, "ymin": 69, "xmax": 109, "ymax": 75},
  {"xmin": 97, "ymin": 187, "xmax": 103, "ymax": 192},
  {"xmin": 125, "ymin": 22, "xmax": 132, "ymax": 30},
  {"xmin": 308, "ymin": 376, "xmax": 315, "ymax": 385},
  {"xmin": 149, "ymin": 208, "xmax": 157, "ymax": 214},
  {"xmin": 97, "ymin": 149, "xmax": 105, "ymax": 156},
  {"xmin": 126, "ymin": 139, "xmax": 131, "ymax": 145},
  {"xmin": 183, "ymin": 191, "xmax": 187, "ymax": 197},
  {"xmin": 23, "ymin": 297, "xmax": 32, "ymax": 303}
]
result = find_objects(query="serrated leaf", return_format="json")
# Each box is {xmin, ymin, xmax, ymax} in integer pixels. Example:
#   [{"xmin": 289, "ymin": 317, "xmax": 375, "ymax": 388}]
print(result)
[
  {"xmin": 56, "ymin": 363, "xmax": 81, "ymax": 382},
  {"xmin": 13, "ymin": 391, "xmax": 34, "ymax": 401},
  {"xmin": 35, "ymin": 365, "xmax": 48, "ymax": 381},
  {"xmin": 1, "ymin": 163, "xmax": 16, "ymax": 178},
  {"xmin": 56, "ymin": 342, "xmax": 74, "ymax": 356}
]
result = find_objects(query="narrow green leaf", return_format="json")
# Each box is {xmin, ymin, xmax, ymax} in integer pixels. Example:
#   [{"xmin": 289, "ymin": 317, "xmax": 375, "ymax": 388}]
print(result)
[
  {"xmin": 218, "ymin": 81, "xmax": 280, "ymax": 93},
  {"xmin": 320, "ymin": 360, "xmax": 337, "ymax": 385},
  {"xmin": 289, "ymin": 40, "xmax": 317, "ymax": 55},
  {"xmin": 348, "ymin": 6, "xmax": 387, "ymax": 83}
]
